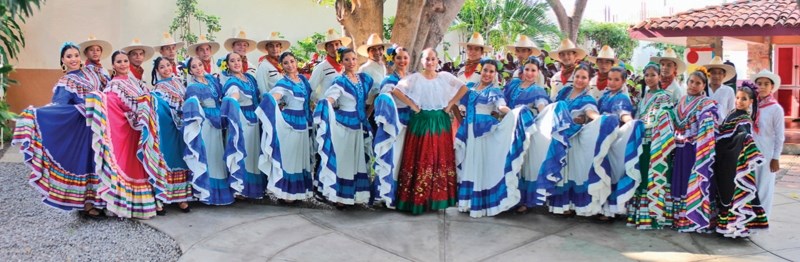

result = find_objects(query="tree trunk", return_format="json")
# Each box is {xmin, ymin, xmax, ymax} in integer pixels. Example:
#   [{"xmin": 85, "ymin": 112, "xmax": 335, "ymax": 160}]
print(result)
[
  {"xmin": 390, "ymin": 0, "xmax": 427, "ymax": 50},
  {"xmin": 547, "ymin": 0, "xmax": 587, "ymax": 42},
  {"xmin": 392, "ymin": 0, "xmax": 465, "ymax": 69},
  {"xmin": 336, "ymin": 0, "xmax": 384, "ymax": 51}
]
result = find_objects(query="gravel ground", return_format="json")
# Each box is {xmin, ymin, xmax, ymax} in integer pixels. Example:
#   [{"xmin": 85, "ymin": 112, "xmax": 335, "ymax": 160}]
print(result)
[{"xmin": 0, "ymin": 162, "xmax": 181, "ymax": 261}]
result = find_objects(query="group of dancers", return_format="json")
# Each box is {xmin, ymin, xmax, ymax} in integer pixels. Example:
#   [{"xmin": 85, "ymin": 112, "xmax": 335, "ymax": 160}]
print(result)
[{"xmin": 13, "ymin": 28, "xmax": 785, "ymax": 239}]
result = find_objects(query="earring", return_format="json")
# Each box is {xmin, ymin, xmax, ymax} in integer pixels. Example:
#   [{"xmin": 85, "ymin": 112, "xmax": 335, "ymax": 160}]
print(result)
[
  {"xmin": 111, "ymin": 70, "xmax": 116, "ymax": 77},
  {"xmin": 61, "ymin": 64, "xmax": 67, "ymax": 73}
]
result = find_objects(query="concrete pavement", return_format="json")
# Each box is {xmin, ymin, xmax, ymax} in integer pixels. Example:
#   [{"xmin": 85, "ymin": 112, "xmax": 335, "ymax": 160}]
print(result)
[
  {"xmin": 143, "ymin": 155, "xmax": 800, "ymax": 262},
  {"xmin": 3, "ymin": 147, "xmax": 798, "ymax": 261}
]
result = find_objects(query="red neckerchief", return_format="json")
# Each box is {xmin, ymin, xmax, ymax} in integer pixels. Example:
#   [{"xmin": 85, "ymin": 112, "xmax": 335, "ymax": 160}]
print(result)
[
  {"xmin": 166, "ymin": 58, "xmax": 178, "ymax": 74},
  {"xmin": 86, "ymin": 59, "xmax": 101, "ymax": 68},
  {"xmin": 660, "ymin": 73, "xmax": 676, "ymax": 89},
  {"xmin": 130, "ymin": 64, "xmax": 144, "ymax": 80},
  {"xmin": 596, "ymin": 72, "xmax": 608, "ymax": 90},
  {"xmin": 560, "ymin": 64, "xmax": 575, "ymax": 85},
  {"xmin": 202, "ymin": 59, "xmax": 212, "ymax": 73},
  {"xmin": 464, "ymin": 58, "xmax": 480, "ymax": 79},
  {"xmin": 326, "ymin": 55, "xmax": 342, "ymax": 72},
  {"xmin": 260, "ymin": 55, "xmax": 282, "ymax": 72},
  {"xmin": 756, "ymin": 95, "xmax": 778, "ymax": 134},
  {"xmin": 242, "ymin": 57, "xmax": 250, "ymax": 72}
]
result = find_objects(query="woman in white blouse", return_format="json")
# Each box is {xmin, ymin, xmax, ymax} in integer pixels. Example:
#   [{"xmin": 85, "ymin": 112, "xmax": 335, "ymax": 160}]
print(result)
[{"xmin": 389, "ymin": 48, "xmax": 468, "ymax": 214}]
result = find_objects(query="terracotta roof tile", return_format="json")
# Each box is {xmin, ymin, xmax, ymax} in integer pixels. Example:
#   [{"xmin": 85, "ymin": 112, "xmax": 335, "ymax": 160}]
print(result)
[{"xmin": 632, "ymin": 0, "xmax": 800, "ymax": 30}]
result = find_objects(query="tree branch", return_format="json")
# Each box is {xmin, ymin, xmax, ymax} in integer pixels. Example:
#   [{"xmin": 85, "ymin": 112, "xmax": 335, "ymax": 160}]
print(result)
[{"xmin": 546, "ymin": 0, "xmax": 569, "ymax": 33}]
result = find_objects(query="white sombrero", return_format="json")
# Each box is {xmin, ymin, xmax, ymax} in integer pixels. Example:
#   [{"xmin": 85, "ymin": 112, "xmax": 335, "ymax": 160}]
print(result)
[
  {"xmin": 356, "ymin": 33, "xmax": 391, "ymax": 57},
  {"xmin": 459, "ymin": 32, "xmax": 493, "ymax": 53},
  {"xmin": 702, "ymin": 56, "xmax": 736, "ymax": 83},
  {"xmin": 587, "ymin": 45, "xmax": 618, "ymax": 65},
  {"xmin": 78, "ymin": 35, "xmax": 112, "ymax": 60},
  {"xmin": 316, "ymin": 28, "xmax": 352, "ymax": 51},
  {"xmin": 751, "ymin": 69, "xmax": 781, "ymax": 94},
  {"xmin": 121, "ymin": 38, "xmax": 155, "ymax": 61},
  {"xmin": 223, "ymin": 28, "xmax": 257, "ymax": 53},
  {"xmin": 549, "ymin": 39, "xmax": 587, "ymax": 61},
  {"xmin": 187, "ymin": 34, "xmax": 220, "ymax": 58},
  {"xmin": 649, "ymin": 47, "xmax": 686, "ymax": 75},
  {"xmin": 506, "ymin": 35, "xmax": 541, "ymax": 56},
  {"xmin": 257, "ymin": 32, "xmax": 291, "ymax": 53},
  {"xmin": 153, "ymin": 32, "xmax": 185, "ymax": 51}
]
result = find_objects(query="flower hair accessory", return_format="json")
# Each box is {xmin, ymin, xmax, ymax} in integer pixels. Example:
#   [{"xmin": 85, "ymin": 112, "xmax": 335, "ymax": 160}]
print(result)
[
  {"xmin": 695, "ymin": 66, "xmax": 710, "ymax": 78},
  {"xmin": 740, "ymin": 80, "xmax": 758, "ymax": 93},
  {"xmin": 217, "ymin": 58, "xmax": 228, "ymax": 72},
  {"xmin": 61, "ymin": 41, "xmax": 79, "ymax": 51},
  {"xmin": 384, "ymin": 45, "xmax": 397, "ymax": 66},
  {"xmin": 335, "ymin": 47, "xmax": 346, "ymax": 64}
]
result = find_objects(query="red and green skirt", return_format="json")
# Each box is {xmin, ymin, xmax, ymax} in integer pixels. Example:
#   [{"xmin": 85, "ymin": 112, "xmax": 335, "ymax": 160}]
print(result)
[{"xmin": 395, "ymin": 110, "xmax": 457, "ymax": 214}]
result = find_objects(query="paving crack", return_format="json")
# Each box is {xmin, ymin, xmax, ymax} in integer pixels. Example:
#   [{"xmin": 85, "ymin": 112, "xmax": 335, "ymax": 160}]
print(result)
[{"xmin": 299, "ymin": 212, "xmax": 415, "ymax": 261}]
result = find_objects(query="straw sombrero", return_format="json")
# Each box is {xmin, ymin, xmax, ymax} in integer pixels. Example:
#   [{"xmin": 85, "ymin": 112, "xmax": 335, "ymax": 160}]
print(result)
[
  {"xmin": 356, "ymin": 33, "xmax": 391, "ymax": 57},
  {"xmin": 316, "ymin": 28, "xmax": 352, "ymax": 51},
  {"xmin": 506, "ymin": 35, "xmax": 541, "ymax": 56},
  {"xmin": 751, "ymin": 69, "xmax": 781, "ymax": 94},
  {"xmin": 702, "ymin": 56, "xmax": 736, "ymax": 83},
  {"xmin": 459, "ymin": 32, "xmax": 493, "ymax": 53},
  {"xmin": 649, "ymin": 47, "xmax": 686, "ymax": 75},
  {"xmin": 587, "ymin": 45, "xmax": 618, "ymax": 64},
  {"xmin": 78, "ymin": 35, "xmax": 112, "ymax": 60},
  {"xmin": 187, "ymin": 34, "xmax": 220, "ymax": 58},
  {"xmin": 121, "ymin": 38, "xmax": 155, "ymax": 61},
  {"xmin": 549, "ymin": 39, "xmax": 587, "ymax": 61},
  {"xmin": 153, "ymin": 32, "xmax": 185, "ymax": 51},
  {"xmin": 223, "ymin": 28, "xmax": 257, "ymax": 53},
  {"xmin": 257, "ymin": 32, "xmax": 291, "ymax": 53}
]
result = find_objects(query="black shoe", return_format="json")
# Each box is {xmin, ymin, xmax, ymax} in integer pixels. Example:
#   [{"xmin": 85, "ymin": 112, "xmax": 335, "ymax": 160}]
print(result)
[{"xmin": 156, "ymin": 209, "xmax": 167, "ymax": 216}]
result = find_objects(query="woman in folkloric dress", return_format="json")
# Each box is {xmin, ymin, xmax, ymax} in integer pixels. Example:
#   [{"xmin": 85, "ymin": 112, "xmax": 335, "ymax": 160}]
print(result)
[
  {"xmin": 13, "ymin": 42, "xmax": 106, "ymax": 218},
  {"xmin": 389, "ymin": 48, "xmax": 467, "ymax": 214},
  {"xmin": 256, "ymin": 52, "xmax": 315, "ymax": 204},
  {"xmin": 596, "ymin": 67, "xmax": 645, "ymax": 222},
  {"xmin": 183, "ymin": 56, "xmax": 235, "ymax": 205},
  {"xmin": 671, "ymin": 68, "xmax": 719, "ymax": 233},
  {"xmin": 373, "ymin": 45, "xmax": 412, "ymax": 208},
  {"xmin": 503, "ymin": 56, "xmax": 551, "ymax": 214},
  {"xmin": 454, "ymin": 59, "xmax": 535, "ymax": 218},
  {"xmin": 315, "ymin": 47, "xmax": 375, "ymax": 209},
  {"xmin": 548, "ymin": 63, "xmax": 619, "ymax": 217},
  {"xmin": 86, "ymin": 50, "xmax": 167, "ymax": 219},
  {"xmin": 150, "ymin": 57, "xmax": 192, "ymax": 212},
  {"xmin": 220, "ymin": 52, "xmax": 266, "ymax": 200},
  {"xmin": 627, "ymin": 63, "xmax": 677, "ymax": 230},
  {"xmin": 713, "ymin": 81, "xmax": 768, "ymax": 238}
]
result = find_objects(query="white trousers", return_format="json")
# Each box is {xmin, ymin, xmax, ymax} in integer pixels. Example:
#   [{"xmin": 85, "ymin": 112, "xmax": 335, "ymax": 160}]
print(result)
[{"xmin": 755, "ymin": 163, "xmax": 776, "ymax": 218}]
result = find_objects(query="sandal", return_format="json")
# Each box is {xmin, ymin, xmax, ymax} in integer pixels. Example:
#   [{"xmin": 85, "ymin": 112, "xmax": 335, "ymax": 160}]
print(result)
[
  {"xmin": 80, "ymin": 208, "xmax": 105, "ymax": 220},
  {"xmin": 515, "ymin": 206, "xmax": 529, "ymax": 215},
  {"xmin": 593, "ymin": 215, "xmax": 615, "ymax": 224},
  {"xmin": 179, "ymin": 202, "xmax": 191, "ymax": 213}
]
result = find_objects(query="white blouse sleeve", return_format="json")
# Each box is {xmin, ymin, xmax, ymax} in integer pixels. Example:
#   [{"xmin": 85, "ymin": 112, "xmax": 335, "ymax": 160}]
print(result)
[
  {"xmin": 324, "ymin": 84, "xmax": 344, "ymax": 102},
  {"xmin": 772, "ymin": 106, "xmax": 786, "ymax": 160}
]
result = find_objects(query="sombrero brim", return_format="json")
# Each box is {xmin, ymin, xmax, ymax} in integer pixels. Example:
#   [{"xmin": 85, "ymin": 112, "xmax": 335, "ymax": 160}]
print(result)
[
  {"xmin": 78, "ymin": 40, "xmax": 113, "ymax": 60},
  {"xmin": 223, "ymin": 38, "xmax": 257, "ymax": 53},
  {"xmin": 549, "ymin": 48, "xmax": 587, "ymax": 62},
  {"xmin": 752, "ymin": 72, "xmax": 781, "ymax": 94},
  {"xmin": 356, "ymin": 43, "xmax": 391, "ymax": 57},
  {"xmin": 650, "ymin": 57, "xmax": 687, "ymax": 75},
  {"xmin": 704, "ymin": 64, "xmax": 736, "ymax": 83},
  {"xmin": 459, "ymin": 43, "xmax": 493, "ymax": 53},
  {"xmin": 505, "ymin": 45, "xmax": 541, "ymax": 57},
  {"xmin": 587, "ymin": 56, "xmax": 619, "ymax": 65},
  {"xmin": 121, "ymin": 45, "xmax": 156, "ymax": 61},
  {"xmin": 154, "ymin": 42, "xmax": 186, "ymax": 51},
  {"xmin": 187, "ymin": 42, "xmax": 221, "ymax": 58},
  {"xmin": 316, "ymin": 37, "xmax": 352, "ymax": 51},
  {"xmin": 257, "ymin": 40, "xmax": 291, "ymax": 54}
]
